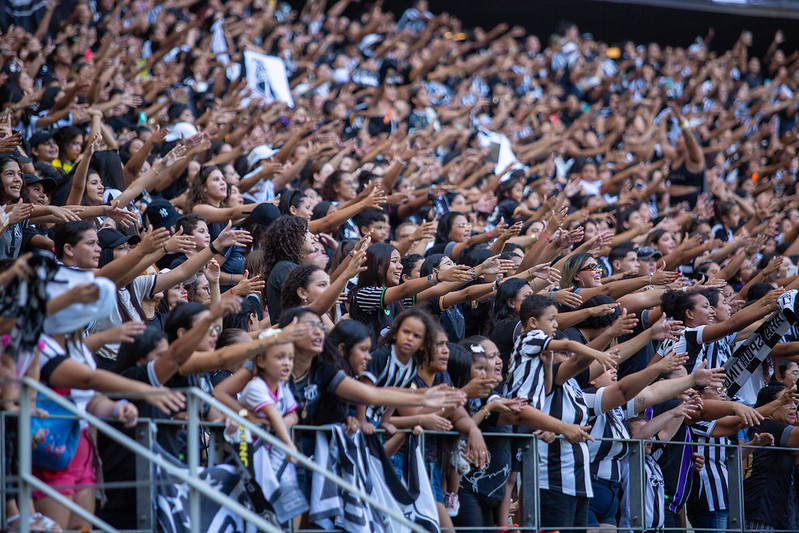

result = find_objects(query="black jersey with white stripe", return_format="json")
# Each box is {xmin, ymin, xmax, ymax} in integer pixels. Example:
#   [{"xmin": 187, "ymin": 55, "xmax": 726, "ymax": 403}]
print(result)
[
  {"xmin": 539, "ymin": 363, "xmax": 592, "ymax": 497},
  {"xmin": 504, "ymin": 329, "xmax": 551, "ymax": 409},
  {"xmin": 362, "ymin": 344, "xmax": 417, "ymax": 421},
  {"xmin": 690, "ymin": 419, "xmax": 729, "ymax": 513},
  {"xmin": 584, "ymin": 387, "xmax": 632, "ymax": 483},
  {"xmin": 657, "ymin": 325, "xmax": 707, "ymax": 373}
]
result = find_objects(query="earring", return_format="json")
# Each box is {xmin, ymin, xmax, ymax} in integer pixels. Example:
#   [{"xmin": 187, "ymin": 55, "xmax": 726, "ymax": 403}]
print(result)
[{"xmin": 303, "ymin": 297, "xmax": 308, "ymax": 303}]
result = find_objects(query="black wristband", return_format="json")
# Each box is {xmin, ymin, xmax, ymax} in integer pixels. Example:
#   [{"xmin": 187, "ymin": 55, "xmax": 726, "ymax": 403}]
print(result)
[{"xmin": 209, "ymin": 242, "xmax": 221, "ymax": 255}]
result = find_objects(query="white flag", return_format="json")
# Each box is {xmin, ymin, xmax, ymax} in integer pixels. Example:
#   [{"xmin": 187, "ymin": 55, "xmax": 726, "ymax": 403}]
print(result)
[{"xmin": 243, "ymin": 50, "xmax": 294, "ymax": 108}]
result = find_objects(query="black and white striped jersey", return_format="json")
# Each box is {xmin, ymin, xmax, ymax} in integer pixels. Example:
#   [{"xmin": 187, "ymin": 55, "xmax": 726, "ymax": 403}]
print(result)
[
  {"xmin": 644, "ymin": 454, "xmax": 666, "ymax": 529},
  {"xmin": 704, "ymin": 334, "xmax": 735, "ymax": 372},
  {"xmin": 504, "ymin": 329, "xmax": 551, "ymax": 409},
  {"xmin": 656, "ymin": 325, "xmax": 707, "ymax": 373},
  {"xmin": 362, "ymin": 344, "xmax": 417, "ymax": 422},
  {"xmin": 584, "ymin": 387, "xmax": 633, "ymax": 483},
  {"xmin": 690, "ymin": 419, "xmax": 730, "ymax": 512},
  {"xmin": 539, "ymin": 366, "xmax": 592, "ymax": 497}
]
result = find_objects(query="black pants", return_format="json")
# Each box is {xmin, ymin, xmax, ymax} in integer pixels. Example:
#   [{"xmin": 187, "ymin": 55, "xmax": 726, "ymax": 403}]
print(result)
[
  {"xmin": 452, "ymin": 489, "xmax": 500, "ymax": 533},
  {"xmin": 539, "ymin": 489, "xmax": 589, "ymax": 533}
]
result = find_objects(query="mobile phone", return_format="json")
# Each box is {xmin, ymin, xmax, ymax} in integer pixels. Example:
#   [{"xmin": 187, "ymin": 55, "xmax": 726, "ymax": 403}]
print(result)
[{"xmin": 787, "ymin": 265, "xmax": 797, "ymax": 277}]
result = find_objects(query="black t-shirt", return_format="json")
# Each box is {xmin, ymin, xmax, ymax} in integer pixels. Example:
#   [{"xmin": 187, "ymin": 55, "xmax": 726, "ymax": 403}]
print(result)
[
  {"xmin": 425, "ymin": 298, "xmax": 465, "ymax": 341},
  {"xmin": 744, "ymin": 418, "xmax": 794, "ymax": 527},
  {"xmin": 120, "ymin": 363, "xmax": 187, "ymax": 459},
  {"xmin": 307, "ymin": 358, "xmax": 350, "ymax": 426},
  {"xmin": 490, "ymin": 318, "xmax": 521, "ymax": 378},
  {"xmin": 460, "ymin": 389, "xmax": 512, "ymax": 502},
  {"xmin": 410, "ymin": 371, "xmax": 453, "ymax": 463},
  {"xmin": 463, "ymin": 299, "xmax": 493, "ymax": 338},
  {"xmin": 267, "ymin": 260, "xmax": 297, "ymax": 323},
  {"xmin": 618, "ymin": 310, "xmax": 655, "ymax": 380}
]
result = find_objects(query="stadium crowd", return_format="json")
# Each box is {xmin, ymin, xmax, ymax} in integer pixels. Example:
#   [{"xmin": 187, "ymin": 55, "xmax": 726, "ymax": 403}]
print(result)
[{"xmin": 2, "ymin": 0, "xmax": 799, "ymax": 531}]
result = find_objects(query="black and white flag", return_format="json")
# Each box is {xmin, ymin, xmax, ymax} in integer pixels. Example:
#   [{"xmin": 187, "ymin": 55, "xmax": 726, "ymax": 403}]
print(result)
[
  {"xmin": 309, "ymin": 424, "xmax": 439, "ymax": 532},
  {"xmin": 724, "ymin": 289, "xmax": 798, "ymax": 397},
  {"xmin": 152, "ymin": 443, "xmax": 265, "ymax": 533}
]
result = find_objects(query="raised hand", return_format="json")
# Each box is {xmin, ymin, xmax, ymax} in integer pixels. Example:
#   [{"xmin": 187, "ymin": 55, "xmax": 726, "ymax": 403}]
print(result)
[
  {"xmin": 344, "ymin": 248, "xmax": 368, "ymax": 278},
  {"xmin": 108, "ymin": 321, "xmax": 148, "ymax": 343},
  {"xmin": 211, "ymin": 293, "xmax": 243, "ymax": 319},
  {"xmin": 139, "ymin": 225, "xmax": 171, "ymax": 254},
  {"xmin": 204, "ymin": 258, "xmax": 220, "ymax": 284},
  {"xmin": 691, "ymin": 360, "xmax": 726, "ymax": 388},
  {"xmin": 213, "ymin": 221, "xmax": 252, "ymax": 249},
  {"xmin": 422, "ymin": 384, "xmax": 466, "ymax": 409},
  {"xmin": 143, "ymin": 388, "xmax": 186, "ymax": 414},
  {"xmin": 105, "ymin": 200, "xmax": 138, "ymax": 228},
  {"xmin": 231, "ymin": 269, "xmax": 265, "ymax": 296},
  {"xmin": 592, "ymin": 348, "xmax": 620, "ymax": 372},
  {"xmin": 653, "ymin": 349, "xmax": 688, "ymax": 374},
  {"xmin": 439, "ymin": 264, "xmax": 475, "ymax": 283},
  {"xmin": 7, "ymin": 200, "xmax": 33, "ymax": 225},
  {"xmin": 651, "ymin": 318, "xmax": 684, "ymax": 342},
  {"xmin": 164, "ymin": 227, "xmax": 196, "ymax": 254},
  {"xmin": 553, "ymin": 289, "xmax": 583, "ymax": 309}
]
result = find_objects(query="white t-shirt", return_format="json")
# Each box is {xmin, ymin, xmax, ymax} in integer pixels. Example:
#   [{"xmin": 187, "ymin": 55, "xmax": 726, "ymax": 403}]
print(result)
[{"xmin": 239, "ymin": 377, "xmax": 298, "ymax": 418}]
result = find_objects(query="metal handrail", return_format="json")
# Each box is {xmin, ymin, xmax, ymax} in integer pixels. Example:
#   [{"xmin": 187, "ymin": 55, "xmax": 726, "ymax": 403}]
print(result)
[
  {"xmin": 10, "ymin": 380, "xmax": 796, "ymax": 533},
  {"xmin": 190, "ymin": 387, "xmax": 429, "ymax": 533},
  {"xmin": 15, "ymin": 377, "xmax": 283, "ymax": 533}
]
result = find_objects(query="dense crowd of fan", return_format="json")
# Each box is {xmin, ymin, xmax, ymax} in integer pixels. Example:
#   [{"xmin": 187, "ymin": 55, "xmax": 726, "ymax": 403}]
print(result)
[{"xmin": 2, "ymin": 0, "xmax": 799, "ymax": 531}]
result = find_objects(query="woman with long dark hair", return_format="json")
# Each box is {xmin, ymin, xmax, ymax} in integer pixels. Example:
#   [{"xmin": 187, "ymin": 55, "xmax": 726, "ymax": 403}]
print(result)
[{"xmin": 348, "ymin": 242, "xmax": 473, "ymax": 343}]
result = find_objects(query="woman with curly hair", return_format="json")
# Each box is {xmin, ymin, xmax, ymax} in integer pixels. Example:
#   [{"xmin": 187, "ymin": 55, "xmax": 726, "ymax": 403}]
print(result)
[{"xmin": 262, "ymin": 215, "xmax": 317, "ymax": 322}]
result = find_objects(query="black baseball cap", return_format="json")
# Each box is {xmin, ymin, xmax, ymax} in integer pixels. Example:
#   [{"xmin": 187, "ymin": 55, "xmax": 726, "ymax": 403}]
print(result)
[
  {"xmin": 144, "ymin": 199, "xmax": 179, "ymax": 229},
  {"xmin": 637, "ymin": 246, "xmax": 663, "ymax": 261},
  {"xmin": 248, "ymin": 203, "xmax": 281, "ymax": 229},
  {"xmin": 23, "ymin": 173, "xmax": 56, "ymax": 193},
  {"xmin": 28, "ymin": 130, "xmax": 55, "ymax": 148},
  {"xmin": 98, "ymin": 228, "xmax": 141, "ymax": 249}
]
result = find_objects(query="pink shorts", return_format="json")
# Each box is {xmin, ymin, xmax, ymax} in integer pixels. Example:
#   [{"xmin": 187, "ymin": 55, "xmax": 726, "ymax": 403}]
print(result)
[{"xmin": 32, "ymin": 428, "xmax": 96, "ymax": 498}]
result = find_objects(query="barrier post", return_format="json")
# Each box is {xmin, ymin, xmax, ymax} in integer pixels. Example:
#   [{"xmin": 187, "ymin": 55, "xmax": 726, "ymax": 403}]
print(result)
[
  {"xmin": 726, "ymin": 442, "xmax": 745, "ymax": 533},
  {"xmin": 187, "ymin": 394, "xmax": 200, "ymax": 532},
  {"xmin": 628, "ymin": 438, "xmax": 645, "ymax": 532},
  {"xmin": 135, "ymin": 419, "xmax": 154, "ymax": 531},
  {"xmin": 521, "ymin": 435, "xmax": 538, "ymax": 531},
  {"xmin": 17, "ymin": 379, "xmax": 31, "ymax": 533}
]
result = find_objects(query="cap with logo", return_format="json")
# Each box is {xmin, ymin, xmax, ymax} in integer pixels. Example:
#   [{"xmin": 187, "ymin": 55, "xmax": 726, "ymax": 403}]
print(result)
[{"xmin": 144, "ymin": 199, "xmax": 179, "ymax": 229}]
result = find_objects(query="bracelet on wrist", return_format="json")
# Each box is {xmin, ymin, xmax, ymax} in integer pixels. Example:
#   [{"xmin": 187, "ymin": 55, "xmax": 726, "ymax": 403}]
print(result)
[
  {"xmin": 114, "ymin": 399, "xmax": 130, "ymax": 418},
  {"xmin": 209, "ymin": 242, "xmax": 221, "ymax": 255},
  {"xmin": 427, "ymin": 273, "xmax": 436, "ymax": 286},
  {"xmin": 481, "ymin": 406, "xmax": 491, "ymax": 418}
]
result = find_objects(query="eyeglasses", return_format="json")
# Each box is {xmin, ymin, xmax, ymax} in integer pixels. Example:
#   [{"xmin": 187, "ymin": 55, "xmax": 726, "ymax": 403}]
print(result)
[
  {"xmin": 789, "ymin": 370, "xmax": 799, "ymax": 376},
  {"xmin": 304, "ymin": 320, "xmax": 327, "ymax": 332},
  {"xmin": 208, "ymin": 325, "xmax": 222, "ymax": 335},
  {"xmin": 580, "ymin": 263, "xmax": 602, "ymax": 272}
]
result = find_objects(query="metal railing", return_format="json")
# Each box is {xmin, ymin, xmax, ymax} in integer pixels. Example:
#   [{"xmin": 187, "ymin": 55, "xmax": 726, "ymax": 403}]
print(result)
[
  {"xmin": 3, "ymin": 379, "xmax": 427, "ymax": 533},
  {"xmin": 3, "ymin": 380, "xmax": 797, "ymax": 533}
]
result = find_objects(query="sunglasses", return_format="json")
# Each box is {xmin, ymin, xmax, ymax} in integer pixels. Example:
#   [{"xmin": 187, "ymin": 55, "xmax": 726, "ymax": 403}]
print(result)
[{"xmin": 580, "ymin": 263, "xmax": 602, "ymax": 273}]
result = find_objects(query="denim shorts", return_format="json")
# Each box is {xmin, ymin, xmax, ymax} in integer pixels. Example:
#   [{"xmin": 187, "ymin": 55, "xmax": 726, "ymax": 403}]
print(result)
[
  {"xmin": 587, "ymin": 476, "xmax": 622, "ymax": 527},
  {"xmin": 426, "ymin": 461, "xmax": 444, "ymax": 504}
]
